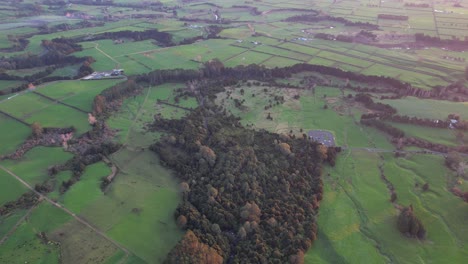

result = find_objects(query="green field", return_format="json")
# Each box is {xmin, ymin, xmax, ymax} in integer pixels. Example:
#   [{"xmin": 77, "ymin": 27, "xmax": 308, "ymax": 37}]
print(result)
[
  {"xmin": 1, "ymin": 0, "xmax": 468, "ymax": 263},
  {"xmin": 0, "ymin": 80, "xmax": 25, "ymax": 92},
  {"xmin": 0, "ymin": 147, "xmax": 73, "ymax": 186},
  {"xmin": 0, "ymin": 116, "xmax": 30, "ymax": 156},
  {"xmin": 380, "ymin": 97, "xmax": 468, "ymax": 120},
  {"xmin": 0, "ymin": 169, "xmax": 27, "ymax": 206}
]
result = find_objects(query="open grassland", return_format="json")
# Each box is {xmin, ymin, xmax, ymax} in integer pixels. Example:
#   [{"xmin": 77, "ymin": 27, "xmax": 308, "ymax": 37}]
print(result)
[
  {"xmin": 388, "ymin": 122, "xmax": 459, "ymax": 146},
  {"xmin": 0, "ymin": 169, "xmax": 27, "ymax": 206},
  {"xmin": 0, "ymin": 92, "xmax": 51, "ymax": 119},
  {"xmin": 379, "ymin": 97, "xmax": 468, "ymax": 120},
  {"xmin": 49, "ymin": 218, "xmax": 121, "ymax": 264},
  {"xmin": 103, "ymin": 148, "xmax": 182, "ymax": 263},
  {"xmin": 37, "ymin": 79, "xmax": 123, "ymax": 112},
  {"xmin": 0, "ymin": 83, "xmax": 99, "ymax": 134},
  {"xmin": 37, "ymin": 80, "xmax": 121, "ymax": 101},
  {"xmin": 0, "ymin": 116, "xmax": 30, "ymax": 156},
  {"xmin": 216, "ymin": 84, "xmax": 392, "ymax": 149},
  {"xmin": 379, "ymin": 154, "xmax": 468, "ymax": 263},
  {"xmin": 306, "ymin": 151, "xmax": 468, "ymax": 263},
  {"xmin": 0, "ymin": 80, "xmax": 25, "ymax": 92},
  {"xmin": 48, "ymin": 64, "xmax": 81, "ymax": 78},
  {"xmin": 61, "ymin": 162, "xmax": 111, "ymax": 214},
  {"xmin": 23, "ymin": 104, "xmax": 90, "ymax": 134},
  {"xmin": 101, "ymin": 83, "xmax": 190, "ymax": 262},
  {"xmin": 0, "ymin": 210, "xmax": 27, "ymax": 239},
  {"xmin": 0, "ymin": 200, "xmax": 73, "ymax": 264},
  {"xmin": 107, "ymin": 83, "xmax": 193, "ymax": 145},
  {"xmin": 80, "ymin": 39, "xmax": 160, "ymax": 59},
  {"xmin": 0, "ymin": 147, "xmax": 72, "ymax": 186},
  {"xmin": 0, "ymin": 212, "xmax": 61, "ymax": 264}
]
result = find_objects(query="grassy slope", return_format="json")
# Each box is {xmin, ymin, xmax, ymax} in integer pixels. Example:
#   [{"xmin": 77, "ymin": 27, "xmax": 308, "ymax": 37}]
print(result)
[
  {"xmin": 0, "ymin": 147, "xmax": 73, "ymax": 186},
  {"xmin": 0, "ymin": 116, "xmax": 30, "ymax": 156},
  {"xmin": 77, "ymin": 85, "xmax": 189, "ymax": 263}
]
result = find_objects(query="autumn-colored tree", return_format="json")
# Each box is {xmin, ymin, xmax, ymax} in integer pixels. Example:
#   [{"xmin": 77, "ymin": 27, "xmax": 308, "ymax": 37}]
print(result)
[
  {"xmin": 200, "ymin": 145, "xmax": 216, "ymax": 166},
  {"xmin": 177, "ymin": 215, "xmax": 187, "ymax": 229},
  {"xmin": 93, "ymin": 95, "xmax": 106, "ymax": 115},
  {"xmin": 31, "ymin": 122, "xmax": 43, "ymax": 138},
  {"xmin": 278, "ymin": 142, "xmax": 292, "ymax": 156},
  {"xmin": 165, "ymin": 230, "xmax": 223, "ymax": 264},
  {"xmin": 240, "ymin": 202, "xmax": 261, "ymax": 222},
  {"xmin": 317, "ymin": 144, "xmax": 328, "ymax": 161}
]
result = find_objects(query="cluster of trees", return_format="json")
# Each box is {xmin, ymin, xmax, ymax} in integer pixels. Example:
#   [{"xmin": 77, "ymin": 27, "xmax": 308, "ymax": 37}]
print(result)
[
  {"xmin": 0, "ymin": 192, "xmax": 38, "ymax": 216},
  {"xmin": 180, "ymin": 25, "xmax": 224, "ymax": 45},
  {"xmin": 150, "ymin": 105, "xmax": 325, "ymax": 262},
  {"xmin": 0, "ymin": 35, "xmax": 29, "ymax": 52},
  {"xmin": 41, "ymin": 38, "xmax": 83, "ymax": 55},
  {"xmin": 354, "ymin": 93, "xmax": 397, "ymax": 114},
  {"xmin": 0, "ymin": 52, "xmax": 86, "ymax": 71},
  {"xmin": 314, "ymin": 33, "xmax": 353, "ymax": 43},
  {"xmin": 284, "ymin": 14, "xmax": 378, "ymax": 30},
  {"xmin": 404, "ymin": 3, "xmax": 430, "ymax": 8},
  {"xmin": 415, "ymin": 33, "xmax": 468, "ymax": 49},
  {"xmin": 392, "ymin": 137, "xmax": 468, "ymax": 154},
  {"xmin": 360, "ymin": 119, "xmax": 405, "ymax": 138},
  {"xmin": 78, "ymin": 29, "xmax": 174, "ymax": 46},
  {"xmin": 397, "ymin": 205, "xmax": 426, "ymax": 239},
  {"xmin": 383, "ymin": 115, "xmax": 449, "ymax": 129},
  {"xmin": 378, "ymin": 14, "xmax": 409, "ymax": 20}
]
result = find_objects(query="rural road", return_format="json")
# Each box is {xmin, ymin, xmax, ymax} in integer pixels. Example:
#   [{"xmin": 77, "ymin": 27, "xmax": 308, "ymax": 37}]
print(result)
[{"xmin": 0, "ymin": 165, "xmax": 131, "ymax": 263}]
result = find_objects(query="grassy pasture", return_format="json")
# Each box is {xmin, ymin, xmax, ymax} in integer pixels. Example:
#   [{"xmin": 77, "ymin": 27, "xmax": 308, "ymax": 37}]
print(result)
[
  {"xmin": 5, "ymin": 66, "xmax": 48, "ymax": 77},
  {"xmin": 80, "ymin": 84, "xmax": 189, "ymax": 263},
  {"xmin": 47, "ymin": 170, "xmax": 73, "ymax": 201},
  {"xmin": 0, "ymin": 92, "xmax": 51, "ymax": 119},
  {"xmin": 224, "ymin": 50, "xmax": 272, "ymax": 67},
  {"xmin": 379, "ymin": 154, "xmax": 468, "ymax": 263},
  {"xmin": 253, "ymin": 45, "xmax": 311, "ymax": 61},
  {"xmin": 219, "ymin": 27, "xmax": 253, "ymax": 39},
  {"xmin": 0, "ymin": 80, "xmax": 25, "ymax": 92},
  {"xmin": 0, "ymin": 169, "xmax": 27, "ymax": 206},
  {"xmin": 49, "ymin": 218, "xmax": 121, "ymax": 264},
  {"xmin": 262, "ymin": 56, "xmax": 302, "ymax": 68},
  {"xmin": 61, "ymin": 162, "xmax": 111, "ymax": 214},
  {"xmin": 0, "ymin": 210, "xmax": 27, "ymax": 239},
  {"xmin": 308, "ymin": 56, "xmax": 338, "ymax": 67},
  {"xmin": 279, "ymin": 42, "xmax": 321, "ymax": 55},
  {"xmin": 48, "ymin": 64, "xmax": 80, "ymax": 78},
  {"xmin": 37, "ymin": 79, "xmax": 121, "ymax": 100},
  {"xmin": 306, "ymin": 151, "xmax": 392, "ymax": 263},
  {"xmin": 216, "ymin": 84, "xmax": 392, "ymax": 149},
  {"xmin": 83, "ymin": 39, "xmax": 160, "ymax": 59},
  {"xmin": 379, "ymin": 96, "xmax": 468, "ymax": 120},
  {"xmin": 24, "ymin": 103, "xmax": 90, "ymax": 134},
  {"xmin": 306, "ymin": 150, "xmax": 468, "ymax": 263},
  {"xmin": 0, "ymin": 115, "xmax": 30, "ymax": 156},
  {"xmin": 74, "ymin": 48, "xmax": 118, "ymax": 72},
  {"xmin": 108, "ymin": 83, "xmax": 192, "ymax": 145},
  {"xmin": 388, "ymin": 122, "xmax": 458, "ymax": 146},
  {"xmin": 0, "ymin": 147, "xmax": 72, "ymax": 186},
  {"xmin": 0, "ymin": 215, "xmax": 61, "ymax": 264}
]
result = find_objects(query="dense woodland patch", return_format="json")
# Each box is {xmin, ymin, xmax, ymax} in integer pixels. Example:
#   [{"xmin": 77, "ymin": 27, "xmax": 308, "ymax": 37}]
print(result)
[{"xmin": 150, "ymin": 106, "xmax": 328, "ymax": 263}]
